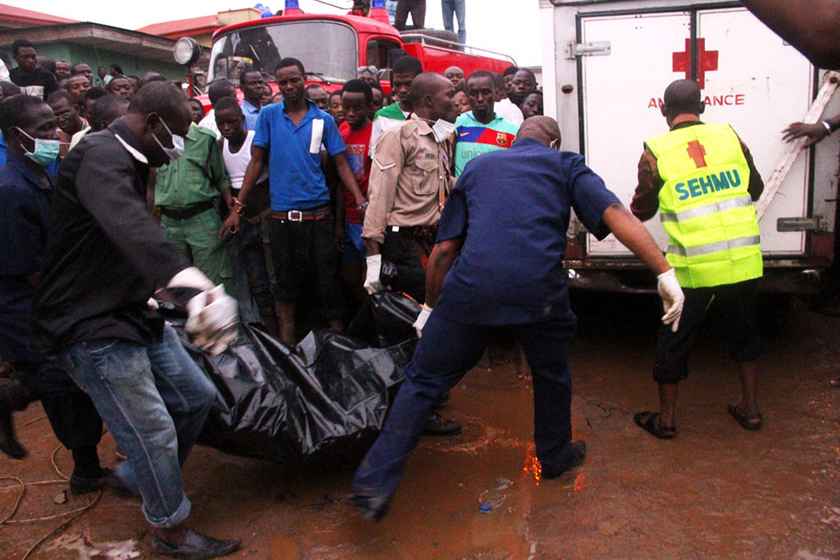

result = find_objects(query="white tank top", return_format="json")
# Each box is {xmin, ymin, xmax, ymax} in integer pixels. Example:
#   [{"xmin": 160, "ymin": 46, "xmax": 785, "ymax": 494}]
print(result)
[{"xmin": 223, "ymin": 130, "xmax": 267, "ymax": 191}]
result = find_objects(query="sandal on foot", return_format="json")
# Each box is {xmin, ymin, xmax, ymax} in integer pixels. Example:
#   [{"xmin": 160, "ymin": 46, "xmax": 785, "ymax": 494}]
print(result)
[
  {"xmin": 633, "ymin": 411, "xmax": 676, "ymax": 440},
  {"xmin": 727, "ymin": 404, "xmax": 763, "ymax": 431}
]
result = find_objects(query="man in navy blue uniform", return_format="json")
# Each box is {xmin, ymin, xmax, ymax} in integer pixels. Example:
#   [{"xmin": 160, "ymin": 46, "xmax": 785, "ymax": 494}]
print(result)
[
  {"xmin": 0, "ymin": 94, "xmax": 107, "ymax": 493},
  {"xmin": 351, "ymin": 116, "xmax": 686, "ymax": 520}
]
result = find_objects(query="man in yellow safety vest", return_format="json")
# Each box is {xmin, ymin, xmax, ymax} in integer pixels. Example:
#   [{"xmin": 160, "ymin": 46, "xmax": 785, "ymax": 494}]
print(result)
[{"xmin": 631, "ymin": 79, "xmax": 765, "ymax": 439}]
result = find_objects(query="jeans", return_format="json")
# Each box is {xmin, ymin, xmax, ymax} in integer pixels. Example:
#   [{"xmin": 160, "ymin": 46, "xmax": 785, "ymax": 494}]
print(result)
[
  {"xmin": 227, "ymin": 219, "xmax": 261, "ymax": 324},
  {"xmin": 441, "ymin": 0, "xmax": 466, "ymax": 43},
  {"xmin": 240, "ymin": 214, "xmax": 274, "ymax": 312},
  {"xmin": 354, "ymin": 310, "xmax": 577, "ymax": 500},
  {"xmin": 58, "ymin": 324, "xmax": 217, "ymax": 528}
]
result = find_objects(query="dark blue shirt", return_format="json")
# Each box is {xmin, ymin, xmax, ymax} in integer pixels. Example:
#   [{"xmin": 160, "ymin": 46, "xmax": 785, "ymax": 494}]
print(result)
[
  {"xmin": 434, "ymin": 138, "xmax": 620, "ymax": 325},
  {"xmin": 0, "ymin": 152, "xmax": 55, "ymax": 362},
  {"xmin": 253, "ymin": 99, "xmax": 345, "ymax": 211}
]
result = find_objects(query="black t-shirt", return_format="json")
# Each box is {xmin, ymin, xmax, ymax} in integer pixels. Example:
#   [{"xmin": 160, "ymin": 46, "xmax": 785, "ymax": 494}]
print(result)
[
  {"xmin": 10, "ymin": 67, "xmax": 58, "ymax": 100},
  {"xmin": 30, "ymin": 121, "xmax": 188, "ymax": 352}
]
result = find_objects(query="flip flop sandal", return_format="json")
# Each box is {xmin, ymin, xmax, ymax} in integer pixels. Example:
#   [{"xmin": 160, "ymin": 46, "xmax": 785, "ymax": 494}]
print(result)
[
  {"xmin": 633, "ymin": 411, "xmax": 676, "ymax": 440},
  {"xmin": 727, "ymin": 404, "xmax": 763, "ymax": 431}
]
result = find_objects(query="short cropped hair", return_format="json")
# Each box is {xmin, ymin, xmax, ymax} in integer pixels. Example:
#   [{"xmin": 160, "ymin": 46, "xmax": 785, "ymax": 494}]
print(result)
[
  {"xmin": 214, "ymin": 96, "xmax": 241, "ymax": 114},
  {"xmin": 342, "ymin": 79, "xmax": 373, "ymax": 104},
  {"xmin": 207, "ymin": 79, "xmax": 237, "ymax": 106},
  {"xmin": 47, "ymin": 90, "xmax": 75, "ymax": 105},
  {"xmin": 392, "ymin": 55, "xmax": 423, "ymax": 77},
  {"xmin": 275, "ymin": 57, "xmax": 305, "ymax": 76},
  {"xmin": 0, "ymin": 94, "xmax": 46, "ymax": 137},
  {"xmin": 127, "ymin": 81, "xmax": 190, "ymax": 122},
  {"xmin": 11, "ymin": 39, "xmax": 34, "ymax": 56}
]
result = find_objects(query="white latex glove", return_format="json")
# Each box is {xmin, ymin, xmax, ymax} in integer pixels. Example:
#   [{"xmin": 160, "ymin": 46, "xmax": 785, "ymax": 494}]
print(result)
[
  {"xmin": 167, "ymin": 266, "xmax": 215, "ymax": 292},
  {"xmin": 186, "ymin": 285, "xmax": 239, "ymax": 355},
  {"xmin": 364, "ymin": 254, "xmax": 384, "ymax": 294},
  {"xmin": 412, "ymin": 304, "xmax": 432, "ymax": 338},
  {"xmin": 657, "ymin": 269, "xmax": 685, "ymax": 332}
]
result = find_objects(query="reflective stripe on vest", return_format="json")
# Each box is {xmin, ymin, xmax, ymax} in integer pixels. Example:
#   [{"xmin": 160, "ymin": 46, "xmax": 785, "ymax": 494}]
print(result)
[
  {"xmin": 659, "ymin": 194, "xmax": 753, "ymax": 223},
  {"xmin": 646, "ymin": 123, "xmax": 762, "ymax": 288},
  {"xmin": 667, "ymin": 234, "xmax": 761, "ymax": 257}
]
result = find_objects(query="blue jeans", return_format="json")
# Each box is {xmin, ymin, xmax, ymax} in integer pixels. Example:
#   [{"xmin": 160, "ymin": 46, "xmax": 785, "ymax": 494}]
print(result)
[
  {"xmin": 58, "ymin": 324, "xmax": 217, "ymax": 528},
  {"xmin": 354, "ymin": 310, "xmax": 577, "ymax": 500},
  {"xmin": 441, "ymin": 0, "xmax": 466, "ymax": 43}
]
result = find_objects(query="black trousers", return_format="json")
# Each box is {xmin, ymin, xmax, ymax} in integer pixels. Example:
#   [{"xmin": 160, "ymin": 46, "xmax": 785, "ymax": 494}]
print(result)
[
  {"xmin": 653, "ymin": 278, "xmax": 762, "ymax": 383},
  {"xmin": 395, "ymin": 0, "xmax": 426, "ymax": 29},
  {"xmin": 381, "ymin": 229, "xmax": 430, "ymax": 304},
  {"xmin": 13, "ymin": 360, "xmax": 103, "ymax": 451}
]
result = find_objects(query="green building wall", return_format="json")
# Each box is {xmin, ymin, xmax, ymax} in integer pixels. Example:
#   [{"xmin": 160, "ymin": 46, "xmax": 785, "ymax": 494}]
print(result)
[{"xmin": 34, "ymin": 43, "xmax": 186, "ymax": 80}]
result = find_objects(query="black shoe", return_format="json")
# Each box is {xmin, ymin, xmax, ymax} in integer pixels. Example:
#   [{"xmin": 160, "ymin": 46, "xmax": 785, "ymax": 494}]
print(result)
[
  {"xmin": 423, "ymin": 412, "xmax": 462, "ymax": 436},
  {"xmin": 0, "ymin": 408, "xmax": 26, "ymax": 460},
  {"xmin": 70, "ymin": 468, "xmax": 112, "ymax": 495},
  {"xmin": 106, "ymin": 471, "xmax": 141, "ymax": 498},
  {"xmin": 542, "ymin": 440, "xmax": 587, "ymax": 480},
  {"xmin": 152, "ymin": 529, "xmax": 241, "ymax": 559},
  {"xmin": 349, "ymin": 493, "xmax": 391, "ymax": 521},
  {"xmin": 432, "ymin": 391, "xmax": 450, "ymax": 409}
]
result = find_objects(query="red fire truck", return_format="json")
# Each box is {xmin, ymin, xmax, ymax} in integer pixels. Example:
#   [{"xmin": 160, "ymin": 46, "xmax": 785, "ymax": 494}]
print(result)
[{"xmin": 192, "ymin": 0, "xmax": 516, "ymax": 93}]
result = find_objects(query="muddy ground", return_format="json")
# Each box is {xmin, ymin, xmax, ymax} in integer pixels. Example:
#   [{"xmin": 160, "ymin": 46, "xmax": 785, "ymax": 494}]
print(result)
[{"xmin": 1, "ymin": 293, "xmax": 839, "ymax": 559}]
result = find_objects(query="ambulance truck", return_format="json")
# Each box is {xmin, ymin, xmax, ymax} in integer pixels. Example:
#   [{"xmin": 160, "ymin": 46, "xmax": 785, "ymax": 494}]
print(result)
[{"xmin": 540, "ymin": 0, "xmax": 840, "ymax": 292}]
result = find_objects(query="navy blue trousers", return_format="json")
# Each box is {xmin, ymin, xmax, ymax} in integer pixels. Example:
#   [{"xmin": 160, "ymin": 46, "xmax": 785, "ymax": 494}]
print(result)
[{"xmin": 353, "ymin": 309, "xmax": 578, "ymax": 499}]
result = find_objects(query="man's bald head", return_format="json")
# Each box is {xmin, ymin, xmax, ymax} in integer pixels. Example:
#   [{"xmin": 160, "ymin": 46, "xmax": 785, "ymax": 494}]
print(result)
[
  {"xmin": 661, "ymin": 79, "xmax": 704, "ymax": 122},
  {"xmin": 409, "ymin": 72, "xmax": 458, "ymax": 122},
  {"xmin": 515, "ymin": 116, "xmax": 561, "ymax": 148}
]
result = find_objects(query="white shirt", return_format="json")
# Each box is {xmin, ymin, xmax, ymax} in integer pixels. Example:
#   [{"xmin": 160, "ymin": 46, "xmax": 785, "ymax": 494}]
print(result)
[
  {"xmin": 222, "ymin": 130, "xmax": 267, "ymax": 191},
  {"xmin": 494, "ymin": 98, "xmax": 524, "ymax": 127},
  {"xmin": 369, "ymin": 108, "xmax": 409, "ymax": 159},
  {"xmin": 198, "ymin": 109, "xmax": 221, "ymax": 139}
]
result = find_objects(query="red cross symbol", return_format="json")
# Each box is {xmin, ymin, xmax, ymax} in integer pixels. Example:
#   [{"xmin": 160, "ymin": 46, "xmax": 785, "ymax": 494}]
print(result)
[
  {"xmin": 686, "ymin": 140, "xmax": 708, "ymax": 168},
  {"xmin": 673, "ymin": 38, "xmax": 719, "ymax": 89}
]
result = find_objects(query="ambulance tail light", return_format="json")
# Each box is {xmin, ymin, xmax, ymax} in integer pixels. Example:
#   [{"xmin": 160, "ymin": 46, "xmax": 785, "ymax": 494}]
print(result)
[
  {"xmin": 284, "ymin": 0, "xmax": 303, "ymax": 15},
  {"xmin": 369, "ymin": 0, "xmax": 391, "ymax": 25}
]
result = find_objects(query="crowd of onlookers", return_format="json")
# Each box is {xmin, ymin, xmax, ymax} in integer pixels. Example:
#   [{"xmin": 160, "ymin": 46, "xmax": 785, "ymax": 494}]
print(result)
[
  {"xmin": 0, "ymin": 35, "xmax": 543, "ymax": 342},
  {"xmin": 0, "ymin": 31, "xmax": 548, "ymax": 556}
]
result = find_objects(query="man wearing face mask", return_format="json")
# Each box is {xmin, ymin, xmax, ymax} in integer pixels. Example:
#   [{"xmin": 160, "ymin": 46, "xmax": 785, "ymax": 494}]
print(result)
[
  {"xmin": 29, "ymin": 82, "xmax": 241, "ymax": 559},
  {"xmin": 0, "ymin": 95, "xmax": 109, "ymax": 499},
  {"xmin": 362, "ymin": 72, "xmax": 458, "ymax": 303},
  {"xmin": 153, "ymin": 108, "xmax": 236, "ymax": 297}
]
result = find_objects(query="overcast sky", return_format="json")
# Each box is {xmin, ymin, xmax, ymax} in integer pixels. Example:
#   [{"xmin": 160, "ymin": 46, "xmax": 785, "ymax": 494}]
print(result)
[{"xmin": 7, "ymin": 0, "xmax": 543, "ymax": 67}]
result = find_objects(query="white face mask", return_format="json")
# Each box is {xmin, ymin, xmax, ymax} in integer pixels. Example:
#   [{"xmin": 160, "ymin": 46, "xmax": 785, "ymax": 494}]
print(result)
[
  {"xmin": 432, "ymin": 119, "xmax": 457, "ymax": 143},
  {"xmin": 152, "ymin": 117, "xmax": 186, "ymax": 161}
]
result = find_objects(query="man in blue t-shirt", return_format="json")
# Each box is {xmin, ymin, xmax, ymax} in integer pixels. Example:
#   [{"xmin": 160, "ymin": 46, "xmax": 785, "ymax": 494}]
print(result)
[
  {"xmin": 232, "ymin": 58, "xmax": 368, "ymax": 344},
  {"xmin": 351, "ymin": 116, "xmax": 686, "ymax": 520}
]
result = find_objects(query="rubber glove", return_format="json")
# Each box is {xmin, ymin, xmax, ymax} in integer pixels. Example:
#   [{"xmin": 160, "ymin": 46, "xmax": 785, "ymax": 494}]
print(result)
[
  {"xmin": 412, "ymin": 304, "xmax": 432, "ymax": 338},
  {"xmin": 167, "ymin": 266, "xmax": 215, "ymax": 292},
  {"xmin": 185, "ymin": 285, "xmax": 239, "ymax": 355},
  {"xmin": 364, "ymin": 254, "xmax": 384, "ymax": 294},
  {"xmin": 657, "ymin": 268, "xmax": 684, "ymax": 332}
]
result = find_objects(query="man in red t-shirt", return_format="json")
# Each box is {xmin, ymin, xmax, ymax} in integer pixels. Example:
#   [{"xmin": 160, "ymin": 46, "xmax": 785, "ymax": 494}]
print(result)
[{"xmin": 339, "ymin": 79, "xmax": 374, "ymax": 302}]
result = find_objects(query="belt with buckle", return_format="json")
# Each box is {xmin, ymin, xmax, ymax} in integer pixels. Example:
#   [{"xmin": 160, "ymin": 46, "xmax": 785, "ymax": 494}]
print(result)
[
  {"xmin": 159, "ymin": 199, "xmax": 216, "ymax": 220},
  {"xmin": 386, "ymin": 224, "xmax": 437, "ymax": 237},
  {"xmin": 271, "ymin": 207, "xmax": 331, "ymax": 222}
]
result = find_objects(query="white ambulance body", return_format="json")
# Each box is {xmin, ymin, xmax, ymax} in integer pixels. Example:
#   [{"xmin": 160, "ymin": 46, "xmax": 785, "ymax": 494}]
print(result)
[{"xmin": 539, "ymin": 0, "xmax": 839, "ymax": 292}]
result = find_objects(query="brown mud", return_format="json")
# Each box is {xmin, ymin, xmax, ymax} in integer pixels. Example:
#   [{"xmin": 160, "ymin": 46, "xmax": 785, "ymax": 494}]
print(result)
[{"xmin": 1, "ymin": 293, "xmax": 839, "ymax": 559}]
